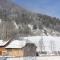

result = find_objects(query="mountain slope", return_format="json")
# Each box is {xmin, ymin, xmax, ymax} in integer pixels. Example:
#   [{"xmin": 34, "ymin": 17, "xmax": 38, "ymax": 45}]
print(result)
[{"xmin": 0, "ymin": 0, "xmax": 60, "ymax": 36}]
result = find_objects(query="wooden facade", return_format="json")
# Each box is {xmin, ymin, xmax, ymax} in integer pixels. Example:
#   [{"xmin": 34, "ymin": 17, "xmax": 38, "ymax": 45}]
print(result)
[
  {"xmin": 23, "ymin": 43, "xmax": 37, "ymax": 56},
  {"xmin": 0, "ymin": 42, "xmax": 36, "ymax": 57},
  {"xmin": 0, "ymin": 48, "xmax": 7, "ymax": 56},
  {"xmin": 6, "ymin": 48, "xmax": 24, "ymax": 57}
]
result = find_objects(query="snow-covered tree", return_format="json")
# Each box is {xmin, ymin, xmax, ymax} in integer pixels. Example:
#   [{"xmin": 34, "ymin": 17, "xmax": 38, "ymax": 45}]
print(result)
[
  {"xmin": 50, "ymin": 40, "xmax": 56, "ymax": 52},
  {"xmin": 39, "ymin": 36, "xmax": 45, "ymax": 52}
]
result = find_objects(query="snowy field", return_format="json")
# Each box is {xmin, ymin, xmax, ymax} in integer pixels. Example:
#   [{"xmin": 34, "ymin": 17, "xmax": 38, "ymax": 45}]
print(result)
[
  {"xmin": 0, "ymin": 56, "xmax": 60, "ymax": 60},
  {"xmin": 37, "ymin": 56, "xmax": 60, "ymax": 60}
]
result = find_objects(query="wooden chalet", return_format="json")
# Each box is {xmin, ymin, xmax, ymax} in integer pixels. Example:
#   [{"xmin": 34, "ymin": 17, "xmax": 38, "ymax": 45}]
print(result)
[{"xmin": 0, "ymin": 39, "xmax": 36, "ymax": 57}]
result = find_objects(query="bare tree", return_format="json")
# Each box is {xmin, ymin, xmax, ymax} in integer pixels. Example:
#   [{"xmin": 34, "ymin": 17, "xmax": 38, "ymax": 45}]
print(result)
[
  {"xmin": 0, "ymin": 20, "xmax": 18, "ymax": 41},
  {"xmin": 39, "ymin": 36, "xmax": 45, "ymax": 52},
  {"xmin": 50, "ymin": 40, "xmax": 56, "ymax": 53}
]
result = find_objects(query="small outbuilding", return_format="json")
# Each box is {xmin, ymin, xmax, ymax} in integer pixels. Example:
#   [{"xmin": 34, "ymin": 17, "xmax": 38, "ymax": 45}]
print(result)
[{"xmin": 23, "ymin": 43, "xmax": 37, "ymax": 56}]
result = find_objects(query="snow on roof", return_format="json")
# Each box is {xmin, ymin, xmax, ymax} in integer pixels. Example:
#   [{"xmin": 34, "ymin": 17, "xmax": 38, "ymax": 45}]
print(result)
[
  {"xmin": 0, "ymin": 40, "xmax": 9, "ymax": 46},
  {"xmin": 6, "ymin": 40, "xmax": 26, "ymax": 48}
]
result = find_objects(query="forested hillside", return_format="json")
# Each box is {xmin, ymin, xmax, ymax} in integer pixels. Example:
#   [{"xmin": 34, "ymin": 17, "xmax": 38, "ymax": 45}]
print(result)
[{"xmin": 0, "ymin": 0, "xmax": 60, "ymax": 39}]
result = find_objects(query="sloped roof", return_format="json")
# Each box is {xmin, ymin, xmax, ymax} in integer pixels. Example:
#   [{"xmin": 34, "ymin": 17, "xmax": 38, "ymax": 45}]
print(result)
[
  {"xmin": 0, "ymin": 36, "xmax": 38, "ymax": 48},
  {"xmin": 25, "ymin": 43, "xmax": 36, "ymax": 48},
  {"xmin": 0, "ymin": 40, "xmax": 9, "ymax": 47},
  {"xmin": 6, "ymin": 40, "xmax": 26, "ymax": 48}
]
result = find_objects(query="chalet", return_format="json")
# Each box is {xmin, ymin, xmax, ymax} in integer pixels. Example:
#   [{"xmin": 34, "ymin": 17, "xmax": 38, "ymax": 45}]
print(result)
[{"xmin": 0, "ymin": 39, "xmax": 36, "ymax": 57}]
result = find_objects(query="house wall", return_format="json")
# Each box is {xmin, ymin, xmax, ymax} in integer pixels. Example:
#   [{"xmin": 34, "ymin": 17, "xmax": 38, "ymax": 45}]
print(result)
[
  {"xmin": 6, "ymin": 48, "xmax": 36, "ymax": 57},
  {"xmin": 23, "ymin": 47, "xmax": 36, "ymax": 56},
  {"xmin": 0, "ymin": 48, "xmax": 7, "ymax": 56},
  {"xmin": 7, "ymin": 48, "xmax": 24, "ymax": 57}
]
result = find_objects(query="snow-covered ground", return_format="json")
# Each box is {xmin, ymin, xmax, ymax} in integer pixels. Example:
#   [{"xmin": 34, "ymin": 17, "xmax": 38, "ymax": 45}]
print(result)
[
  {"xmin": 24, "ymin": 36, "xmax": 60, "ymax": 51},
  {"xmin": 0, "ymin": 56, "xmax": 60, "ymax": 60},
  {"xmin": 37, "ymin": 56, "xmax": 60, "ymax": 60}
]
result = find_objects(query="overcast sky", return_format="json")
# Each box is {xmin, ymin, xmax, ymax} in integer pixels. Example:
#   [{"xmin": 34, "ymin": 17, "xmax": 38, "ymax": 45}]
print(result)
[{"xmin": 12, "ymin": 0, "xmax": 60, "ymax": 18}]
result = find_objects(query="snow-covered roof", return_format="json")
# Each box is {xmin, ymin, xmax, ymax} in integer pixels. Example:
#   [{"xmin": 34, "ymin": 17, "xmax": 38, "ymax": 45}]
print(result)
[
  {"xmin": 0, "ymin": 40, "xmax": 9, "ymax": 46},
  {"xmin": 6, "ymin": 40, "xmax": 26, "ymax": 48}
]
